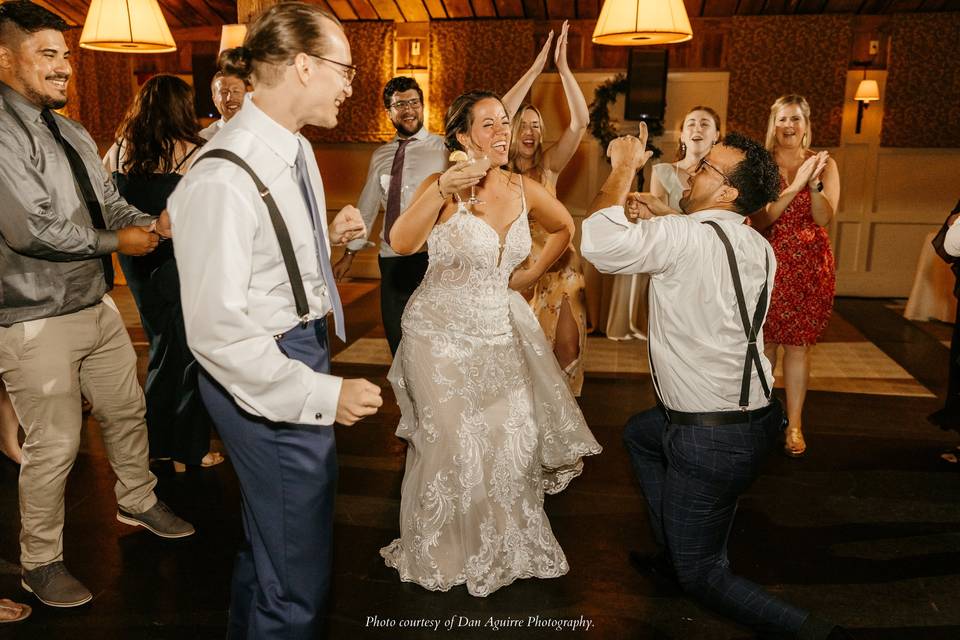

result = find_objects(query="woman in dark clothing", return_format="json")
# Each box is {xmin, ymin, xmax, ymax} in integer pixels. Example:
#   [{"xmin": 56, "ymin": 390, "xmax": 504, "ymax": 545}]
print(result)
[{"xmin": 103, "ymin": 74, "xmax": 223, "ymax": 470}]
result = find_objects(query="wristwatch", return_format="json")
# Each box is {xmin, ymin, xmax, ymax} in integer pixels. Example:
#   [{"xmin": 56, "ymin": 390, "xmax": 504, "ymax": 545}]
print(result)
[{"xmin": 343, "ymin": 248, "xmax": 357, "ymax": 256}]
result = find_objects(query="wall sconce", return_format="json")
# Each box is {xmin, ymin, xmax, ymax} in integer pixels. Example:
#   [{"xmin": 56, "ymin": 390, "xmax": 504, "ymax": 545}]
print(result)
[
  {"xmin": 397, "ymin": 37, "xmax": 426, "ymax": 71},
  {"xmin": 852, "ymin": 62, "xmax": 880, "ymax": 135}
]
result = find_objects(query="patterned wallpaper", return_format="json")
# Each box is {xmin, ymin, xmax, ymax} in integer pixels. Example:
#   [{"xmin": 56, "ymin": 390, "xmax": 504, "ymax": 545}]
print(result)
[
  {"xmin": 727, "ymin": 15, "xmax": 852, "ymax": 148},
  {"xmin": 308, "ymin": 21, "xmax": 396, "ymax": 143},
  {"xmin": 62, "ymin": 29, "xmax": 135, "ymax": 144},
  {"xmin": 428, "ymin": 20, "xmax": 536, "ymax": 135},
  {"xmin": 882, "ymin": 13, "xmax": 960, "ymax": 148}
]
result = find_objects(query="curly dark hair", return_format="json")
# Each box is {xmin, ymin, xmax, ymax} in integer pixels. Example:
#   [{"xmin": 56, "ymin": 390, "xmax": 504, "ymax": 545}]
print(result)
[
  {"xmin": 443, "ymin": 90, "xmax": 503, "ymax": 153},
  {"xmin": 0, "ymin": 1, "xmax": 67, "ymax": 43},
  {"xmin": 382, "ymin": 76, "xmax": 423, "ymax": 109},
  {"xmin": 722, "ymin": 131, "xmax": 781, "ymax": 215},
  {"xmin": 115, "ymin": 75, "xmax": 205, "ymax": 176}
]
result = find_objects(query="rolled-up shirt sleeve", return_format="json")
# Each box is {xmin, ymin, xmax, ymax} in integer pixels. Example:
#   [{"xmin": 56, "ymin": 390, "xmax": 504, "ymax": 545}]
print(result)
[
  {"xmin": 73, "ymin": 129, "xmax": 154, "ymax": 230},
  {"xmin": 945, "ymin": 217, "xmax": 960, "ymax": 258},
  {"xmin": 171, "ymin": 177, "xmax": 343, "ymax": 426},
  {"xmin": 0, "ymin": 134, "xmax": 117, "ymax": 260},
  {"xmin": 580, "ymin": 205, "xmax": 684, "ymax": 276}
]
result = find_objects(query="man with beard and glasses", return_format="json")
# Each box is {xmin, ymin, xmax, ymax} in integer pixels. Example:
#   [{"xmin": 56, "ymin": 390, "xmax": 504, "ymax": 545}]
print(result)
[
  {"xmin": 199, "ymin": 46, "xmax": 250, "ymax": 141},
  {"xmin": 0, "ymin": 1, "xmax": 194, "ymax": 609},
  {"xmin": 581, "ymin": 132, "xmax": 851, "ymax": 640},
  {"xmin": 333, "ymin": 76, "xmax": 447, "ymax": 355}
]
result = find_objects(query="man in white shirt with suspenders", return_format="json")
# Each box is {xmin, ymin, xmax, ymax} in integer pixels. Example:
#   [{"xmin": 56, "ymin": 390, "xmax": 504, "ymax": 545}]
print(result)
[
  {"xmin": 582, "ymin": 132, "xmax": 850, "ymax": 640},
  {"xmin": 168, "ymin": 5, "xmax": 381, "ymax": 639}
]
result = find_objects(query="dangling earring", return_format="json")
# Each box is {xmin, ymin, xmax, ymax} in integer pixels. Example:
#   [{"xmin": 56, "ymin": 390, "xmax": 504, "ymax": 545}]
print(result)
[{"xmin": 679, "ymin": 141, "xmax": 687, "ymax": 157}]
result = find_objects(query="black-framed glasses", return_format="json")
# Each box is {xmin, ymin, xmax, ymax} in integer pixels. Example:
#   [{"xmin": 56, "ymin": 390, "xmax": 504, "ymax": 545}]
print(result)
[
  {"xmin": 389, "ymin": 98, "xmax": 422, "ymax": 111},
  {"xmin": 308, "ymin": 54, "xmax": 357, "ymax": 85},
  {"xmin": 696, "ymin": 157, "xmax": 731, "ymax": 185}
]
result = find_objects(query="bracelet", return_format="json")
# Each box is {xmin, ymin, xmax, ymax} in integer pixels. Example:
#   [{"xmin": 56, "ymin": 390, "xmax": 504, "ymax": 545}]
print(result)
[
  {"xmin": 343, "ymin": 248, "xmax": 357, "ymax": 256},
  {"xmin": 436, "ymin": 176, "xmax": 447, "ymax": 200}
]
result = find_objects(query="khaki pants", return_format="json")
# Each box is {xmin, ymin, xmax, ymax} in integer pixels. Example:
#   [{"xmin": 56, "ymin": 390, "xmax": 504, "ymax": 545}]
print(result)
[{"xmin": 0, "ymin": 297, "xmax": 157, "ymax": 570}]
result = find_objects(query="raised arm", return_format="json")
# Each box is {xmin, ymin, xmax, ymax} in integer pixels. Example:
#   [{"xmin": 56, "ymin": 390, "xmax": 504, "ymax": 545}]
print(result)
[
  {"xmin": 586, "ymin": 128, "xmax": 653, "ymax": 214},
  {"xmin": 501, "ymin": 30, "xmax": 554, "ymax": 119},
  {"xmin": 542, "ymin": 21, "xmax": 588, "ymax": 176}
]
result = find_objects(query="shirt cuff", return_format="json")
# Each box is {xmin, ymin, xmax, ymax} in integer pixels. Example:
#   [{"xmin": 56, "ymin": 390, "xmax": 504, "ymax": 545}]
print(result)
[
  {"xmin": 301, "ymin": 373, "xmax": 343, "ymax": 426},
  {"xmin": 96, "ymin": 229, "xmax": 119, "ymax": 255}
]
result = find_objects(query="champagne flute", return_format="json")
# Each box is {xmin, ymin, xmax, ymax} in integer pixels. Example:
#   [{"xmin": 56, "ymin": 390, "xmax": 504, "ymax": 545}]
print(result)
[{"xmin": 466, "ymin": 147, "xmax": 491, "ymax": 208}]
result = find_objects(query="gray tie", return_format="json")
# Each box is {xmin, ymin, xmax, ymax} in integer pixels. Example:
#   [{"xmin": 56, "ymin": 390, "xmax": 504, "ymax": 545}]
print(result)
[{"xmin": 295, "ymin": 145, "xmax": 345, "ymax": 342}]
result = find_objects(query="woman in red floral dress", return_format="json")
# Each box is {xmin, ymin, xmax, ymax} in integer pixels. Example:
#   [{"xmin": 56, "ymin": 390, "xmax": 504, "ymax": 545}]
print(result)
[{"xmin": 753, "ymin": 95, "xmax": 839, "ymax": 458}]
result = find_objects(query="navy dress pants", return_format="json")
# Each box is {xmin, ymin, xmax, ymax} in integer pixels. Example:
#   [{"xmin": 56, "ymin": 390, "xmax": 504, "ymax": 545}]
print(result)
[
  {"xmin": 199, "ymin": 319, "xmax": 337, "ymax": 640},
  {"xmin": 623, "ymin": 402, "xmax": 809, "ymax": 637}
]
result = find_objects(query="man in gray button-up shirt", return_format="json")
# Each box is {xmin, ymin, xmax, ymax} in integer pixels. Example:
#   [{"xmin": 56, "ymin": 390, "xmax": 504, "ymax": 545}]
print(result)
[{"xmin": 0, "ymin": 1, "xmax": 193, "ymax": 609}]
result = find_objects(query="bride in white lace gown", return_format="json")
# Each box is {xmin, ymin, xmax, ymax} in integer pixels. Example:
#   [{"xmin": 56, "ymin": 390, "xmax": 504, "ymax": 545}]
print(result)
[{"xmin": 380, "ymin": 92, "xmax": 601, "ymax": 597}]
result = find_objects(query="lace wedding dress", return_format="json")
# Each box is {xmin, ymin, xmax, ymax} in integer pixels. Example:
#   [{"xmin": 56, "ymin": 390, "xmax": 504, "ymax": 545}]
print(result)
[{"xmin": 380, "ymin": 183, "xmax": 602, "ymax": 597}]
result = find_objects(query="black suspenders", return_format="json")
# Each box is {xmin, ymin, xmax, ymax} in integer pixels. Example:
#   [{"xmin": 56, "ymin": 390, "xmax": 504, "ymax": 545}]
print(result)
[
  {"xmin": 194, "ymin": 149, "xmax": 311, "ymax": 327},
  {"xmin": 702, "ymin": 220, "xmax": 772, "ymax": 408}
]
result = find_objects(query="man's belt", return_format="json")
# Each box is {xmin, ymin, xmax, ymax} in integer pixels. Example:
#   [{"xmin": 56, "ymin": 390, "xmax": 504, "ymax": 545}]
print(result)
[{"xmin": 664, "ymin": 402, "xmax": 774, "ymax": 427}]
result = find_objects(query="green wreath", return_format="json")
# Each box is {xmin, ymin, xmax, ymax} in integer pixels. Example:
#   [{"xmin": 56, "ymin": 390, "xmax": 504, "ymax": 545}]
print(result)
[{"xmin": 589, "ymin": 74, "xmax": 663, "ymax": 162}]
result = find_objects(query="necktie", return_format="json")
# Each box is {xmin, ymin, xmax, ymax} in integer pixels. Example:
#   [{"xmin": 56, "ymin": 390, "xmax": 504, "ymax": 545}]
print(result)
[
  {"xmin": 40, "ymin": 108, "xmax": 114, "ymax": 289},
  {"xmin": 295, "ymin": 146, "xmax": 346, "ymax": 342},
  {"xmin": 383, "ymin": 138, "xmax": 411, "ymax": 246}
]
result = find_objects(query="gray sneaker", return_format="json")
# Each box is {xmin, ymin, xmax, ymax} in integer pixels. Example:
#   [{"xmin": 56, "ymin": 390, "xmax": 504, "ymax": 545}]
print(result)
[
  {"xmin": 21, "ymin": 561, "xmax": 93, "ymax": 608},
  {"xmin": 117, "ymin": 500, "xmax": 195, "ymax": 539}
]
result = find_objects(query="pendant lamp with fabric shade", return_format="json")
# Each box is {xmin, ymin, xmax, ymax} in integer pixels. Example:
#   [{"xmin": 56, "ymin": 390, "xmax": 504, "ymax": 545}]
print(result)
[
  {"xmin": 219, "ymin": 24, "xmax": 247, "ymax": 54},
  {"xmin": 592, "ymin": 0, "xmax": 693, "ymax": 46},
  {"xmin": 80, "ymin": 0, "xmax": 177, "ymax": 53}
]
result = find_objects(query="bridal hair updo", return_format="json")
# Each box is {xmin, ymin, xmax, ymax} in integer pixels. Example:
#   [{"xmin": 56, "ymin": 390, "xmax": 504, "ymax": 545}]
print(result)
[{"xmin": 444, "ymin": 90, "xmax": 505, "ymax": 153}]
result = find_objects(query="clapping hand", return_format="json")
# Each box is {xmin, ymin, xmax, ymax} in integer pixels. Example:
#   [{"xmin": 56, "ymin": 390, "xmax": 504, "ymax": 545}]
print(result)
[
  {"xmin": 533, "ymin": 29, "xmax": 555, "ymax": 75},
  {"xmin": 554, "ymin": 21, "xmax": 570, "ymax": 71},
  {"xmin": 329, "ymin": 205, "xmax": 366, "ymax": 246},
  {"xmin": 790, "ymin": 151, "xmax": 829, "ymax": 192}
]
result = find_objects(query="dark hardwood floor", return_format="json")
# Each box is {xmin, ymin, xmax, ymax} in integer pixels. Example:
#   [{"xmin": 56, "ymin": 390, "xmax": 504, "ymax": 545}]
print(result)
[{"xmin": 0, "ymin": 289, "xmax": 957, "ymax": 639}]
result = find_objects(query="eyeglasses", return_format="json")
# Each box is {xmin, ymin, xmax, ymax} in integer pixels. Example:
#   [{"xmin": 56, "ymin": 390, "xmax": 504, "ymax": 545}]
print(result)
[
  {"xmin": 695, "ymin": 157, "xmax": 731, "ymax": 186},
  {"xmin": 389, "ymin": 98, "xmax": 422, "ymax": 111},
  {"xmin": 308, "ymin": 54, "xmax": 357, "ymax": 85}
]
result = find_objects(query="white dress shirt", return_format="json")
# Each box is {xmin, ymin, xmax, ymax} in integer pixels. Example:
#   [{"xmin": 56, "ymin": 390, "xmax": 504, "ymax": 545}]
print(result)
[
  {"xmin": 581, "ymin": 207, "xmax": 777, "ymax": 412},
  {"xmin": 198, "ymin": 118, "xmax": 224, "ymax": 141},
  {"xmin": 168, "ymin": 96, "xmax": 341, "ymax": 426},
  {"xmin": 346, "ymin": 126, "xmax": 447, "ymax": 257},
  {"xmin": 945, "ymin": 217, "xmax": 960, "ymax": 257}
]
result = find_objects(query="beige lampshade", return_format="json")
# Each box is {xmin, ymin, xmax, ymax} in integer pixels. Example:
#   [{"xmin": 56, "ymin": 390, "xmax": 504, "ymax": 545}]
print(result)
[
  {"xmin": 593, "ymin": 0, "xmax": 693, "ymax": 46},
  {"xmin": 855, "ymin": 79, "xmax": 880, "ymax": 102},
  {"xmin": 219, "ymin": 24, "xmax": 247, "ymax": 53},
  {"xmin": 80, "ymin": 0, "xmax": 177, "ymax": 53}
]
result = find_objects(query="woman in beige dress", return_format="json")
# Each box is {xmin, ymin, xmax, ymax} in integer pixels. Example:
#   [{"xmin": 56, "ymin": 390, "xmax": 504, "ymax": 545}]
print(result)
[
  {"xmin": 502, "ymin": 21, "xmax": 589, "ymax": 395},
  {"xmin": 380, "ymin": 91, "xmax": 601, "ymax": 597}
]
